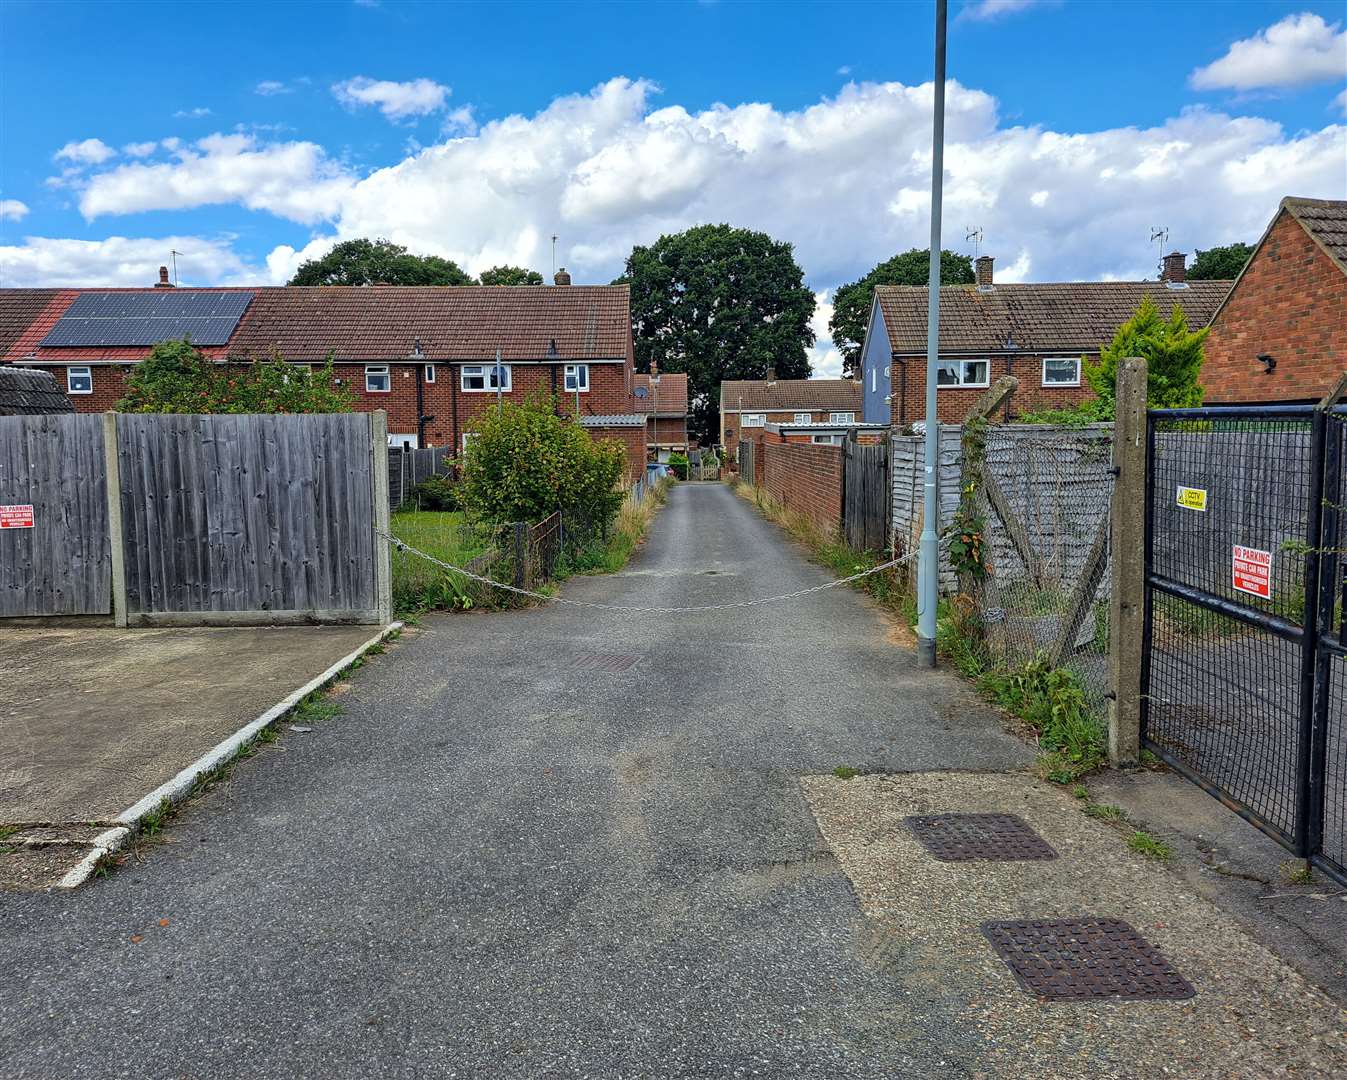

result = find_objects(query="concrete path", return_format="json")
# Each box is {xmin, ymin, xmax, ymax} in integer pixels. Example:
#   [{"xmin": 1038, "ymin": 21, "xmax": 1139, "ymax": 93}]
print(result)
[{"xmin": 1, "ymin": 482, "xmax": 1030, "ymax": 1079}]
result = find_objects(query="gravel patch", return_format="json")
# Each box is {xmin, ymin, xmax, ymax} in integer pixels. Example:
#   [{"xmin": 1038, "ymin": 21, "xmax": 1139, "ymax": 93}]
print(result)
[{"xmin": 802, "ymin": 770, "xmax": 1347, "ymax": 1079}]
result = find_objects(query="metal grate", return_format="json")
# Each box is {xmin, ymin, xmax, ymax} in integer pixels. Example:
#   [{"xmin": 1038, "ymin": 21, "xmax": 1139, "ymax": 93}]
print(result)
[
  {"xmin": 573, "ymin": 653, "xmax": 641, "ymax": 673},
  {"xmin": 982, "ymin": 918, "xmax": 1195, "ymax": 1001},
  {"xmin": 905, "ymin": 813, "xmax": 1057, "ymax": 861}
]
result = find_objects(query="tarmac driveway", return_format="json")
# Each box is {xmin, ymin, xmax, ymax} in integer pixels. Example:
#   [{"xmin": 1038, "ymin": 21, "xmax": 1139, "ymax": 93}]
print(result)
[{"xmin": 0, "ymin": 482, "xmax": 1030, "ymax": 1078}]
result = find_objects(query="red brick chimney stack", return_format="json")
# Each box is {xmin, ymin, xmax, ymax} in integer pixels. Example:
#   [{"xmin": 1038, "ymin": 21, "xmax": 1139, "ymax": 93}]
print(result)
[
  {"xmin": 553, "ymin": 267, "xmax": 571, "ymax": 285},
  {"xmin": 975, "ymin": 255, "xmax": 994, "ymax": 291},
  {"xmin": 155, "ymin": 265, "xmax": 175, "ymax": 288},
  {"xmin": 1161, "ymin": 251, "xmax": 1187, "ymax": 284}
]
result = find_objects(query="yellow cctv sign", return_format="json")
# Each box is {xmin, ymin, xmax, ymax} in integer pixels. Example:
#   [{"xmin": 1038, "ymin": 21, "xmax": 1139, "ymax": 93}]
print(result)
[{"xmin": 1175, "ymin": 486, "xmax": 1207, "ymax": 512}]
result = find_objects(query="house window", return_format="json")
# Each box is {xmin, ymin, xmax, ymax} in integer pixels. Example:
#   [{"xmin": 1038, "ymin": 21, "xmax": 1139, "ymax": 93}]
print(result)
[
  {"xmin": 365, "ymin": 365, "xmax": 391, "ymax": 393},
  {"xmin": 742, "ymin": 413, "xmax": 766, "ymax": 427},
  {"xmin": 883, "ymin": 365, "xmax": 890, "ymax": 377},
  {"xmin": 387, "ymin": 433, "xmax": 417, "ymax": 449},
  {"xmin": 1042, "ymin": 357, "xmax": 1081, "ymax": 387},
  {"xmin": 461, "ymin": 364, "xmax": 511, "ymax": 392},
  {"xmin": 283, "ymin": 363, "xmax": 311, "ymax": 384},
  {"xmin": 424, "ymin": 364, "xmax": 436, "ymax": 384},
  {"xmin": 461, "ymin": 431, "xmax": 479, "ymax": 451},
  {"xmin": 935, "ymin": 360, "xmax": 989, "ymax": 388},
  {"xmin": 830, "ymin": 412, "xmax": 855, "ymax": 424},
  {"xmin": 66, "ymin": 366, "xmax": 93, "ymax": 395},
  {"xmin": 794, "ymin": 412, "xmax": 811, "ymax": 425},
  {"xmin": 812, "ymin": 434, "xmax": 843, "ymax": 445},
  {"xmin": 564, "ymin": 364, "xmax": 589, "ymax": 392}
]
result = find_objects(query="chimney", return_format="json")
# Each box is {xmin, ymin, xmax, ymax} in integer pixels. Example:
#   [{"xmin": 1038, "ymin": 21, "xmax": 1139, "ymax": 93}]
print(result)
[
  {"xmin": 1161, "ymin": 251, "xmax": 1187, "ymax": 285},
  {"xmin": 155, "ymin": 265, "xmax": 174, "ymax": 288},
  {"xmin": 553, "ymin": 267, "xmax": 572, "ymax": 286},
  {"xmin": 975, "ymin": 255, "xmax": 994, "ymax": 292}
]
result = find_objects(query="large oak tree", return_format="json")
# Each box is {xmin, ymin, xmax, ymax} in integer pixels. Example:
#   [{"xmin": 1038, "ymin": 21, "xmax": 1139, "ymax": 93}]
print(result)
[
  {"xmin": 1187, "ymin": 242, "xmax": 1253, "ymax": 281},
  {"xmin": 622, "ymin": 224, "xmax": 815, "ymax": 445},
  {"xmin": 289, "ymin": 238, "xmax": 473, "ymax": 286}
]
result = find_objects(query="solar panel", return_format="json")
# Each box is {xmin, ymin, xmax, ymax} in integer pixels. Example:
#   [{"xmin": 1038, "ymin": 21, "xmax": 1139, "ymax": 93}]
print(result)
[{"xmin": 41, "ymin": 291, "xmax": 254, "ymax": 347}]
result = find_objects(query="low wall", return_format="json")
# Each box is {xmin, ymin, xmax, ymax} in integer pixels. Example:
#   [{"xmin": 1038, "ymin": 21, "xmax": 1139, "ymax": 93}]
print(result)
[{"xmin": 763, "ymin": 441, "xmax": 843, "ymax": 534}]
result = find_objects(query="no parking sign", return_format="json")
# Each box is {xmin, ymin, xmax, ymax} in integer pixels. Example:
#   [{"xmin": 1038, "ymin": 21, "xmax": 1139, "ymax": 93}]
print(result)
[
  {"xmin": 1232, "ymin": 545, "xmax": 1272, "ymax": 600},
  {"xmin": 0, "ymin": 504, "xmax": 34, "ymax": 529}
]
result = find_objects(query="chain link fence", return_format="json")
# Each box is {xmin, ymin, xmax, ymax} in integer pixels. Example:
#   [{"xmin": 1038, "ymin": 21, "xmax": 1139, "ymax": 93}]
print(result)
[{"xmin": 962, "ymin": 424, "xmax": 1116, "ymax": 714}]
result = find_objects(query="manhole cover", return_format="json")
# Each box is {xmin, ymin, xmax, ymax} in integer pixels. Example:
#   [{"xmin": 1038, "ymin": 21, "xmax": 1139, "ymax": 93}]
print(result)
[
  {"xmin": 573, "ymin": 653, "xmax": 641, "ymax": 673},
  {"xmin": 905, "ymin": 813, "xmax": 1057, "ymax": 861},
  {"xmin": 982, "ymin": 918, "xmax": 1195, "ymax": 1001}
]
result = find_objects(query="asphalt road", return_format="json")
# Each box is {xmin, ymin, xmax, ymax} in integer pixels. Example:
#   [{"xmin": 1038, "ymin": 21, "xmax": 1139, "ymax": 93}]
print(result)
[{"xmin": 2, "ymin": 482, "xmax": 1029, "ymax": 1079}]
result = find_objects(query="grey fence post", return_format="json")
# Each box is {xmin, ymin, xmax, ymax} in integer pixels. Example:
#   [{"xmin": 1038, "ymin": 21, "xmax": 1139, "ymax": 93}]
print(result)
[
  {"xmin": 513, "ymin": 521, "xmax": 529, "ymax": 589},
  {"xmin": 102, "ymin": 411, "xmax": 128, "ymax": 628},
  {"xmin": 369, "ymin": 411, "xmax": 394, "ymax": 625},
  {"xmin": 1109, "ymin": 357, "xmax": 1148, "ymax": 766}
]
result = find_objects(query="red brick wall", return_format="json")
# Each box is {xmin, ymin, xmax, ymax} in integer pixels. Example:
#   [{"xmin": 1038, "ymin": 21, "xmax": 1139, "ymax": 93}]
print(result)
[
  {"xmin": 647, "ymin": 416, "xmax": 688, "ymax": 447},
  {"xmin": 724, "ymin": 408, "xmax": 854, "ymax": 457},
  {"xmin": 763, "ymin": 441, "xmax": 843, "ymax": 535},
  {"xmin": 1204, "ymin": 211, "xmax": 1347, "ymax": 404},
  {"xmin": 890, "ymin": 356, "xmax": 1095, "ymax": 425},
  {"xmin": 586, "ymin": 424, "xmax": 647, "ymax": 484},
  {"xmin": 39, "ymin": 364, "xmax": 132, "ymax": 411}
]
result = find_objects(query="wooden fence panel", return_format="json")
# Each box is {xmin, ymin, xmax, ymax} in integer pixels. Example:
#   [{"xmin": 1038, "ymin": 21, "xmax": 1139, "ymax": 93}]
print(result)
[
  {"xmin": 0, "ymin": 414, "xmax": 110, "ymax": 616},
  {"xmin": 388, "ymin": 445, "xmax": 452, "ymax": 509},
  {"xmin": 843, "ymin": 435, "xmax": 890, "ymax": 553},
  {"xmin": 118, "ymin": 413, "xmax": 380, "ymax": 623}
]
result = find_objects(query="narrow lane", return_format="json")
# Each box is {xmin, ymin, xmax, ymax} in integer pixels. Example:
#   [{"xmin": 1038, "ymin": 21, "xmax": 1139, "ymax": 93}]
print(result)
[{"xmin": 2, "ymin": 483, "xmax": 1029, "ymax": 1079}]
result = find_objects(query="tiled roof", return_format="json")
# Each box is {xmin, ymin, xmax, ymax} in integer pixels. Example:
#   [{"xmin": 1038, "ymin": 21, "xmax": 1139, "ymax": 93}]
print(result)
[
  {"xmin": 578, "ymin": 414, "xmax": 645, "ymax": 427},
  {"xmin": 0, "ymin": 284, "xmax": 632, "ymax": 365},
  {"xmin": 0, "ymin": 367, "xmax": 75, "ymax": 415},
  {"xmin": 1283, "ymin": 197, "xmax": 1347, "ymax": 278},
  {"xmin": 719, "ymin": 378, "xmax": 862, "ymax": 411},
  {"xmin": 633, "ymin": 372, "xmax": 689, "ymax": 415},
  {"xmin": 874, "ymin": 280, "xmax": 1232, "ymax": 355},
  {"xmin": 228, "ymin": 285, "xmax": 632, "ymax": 363}
]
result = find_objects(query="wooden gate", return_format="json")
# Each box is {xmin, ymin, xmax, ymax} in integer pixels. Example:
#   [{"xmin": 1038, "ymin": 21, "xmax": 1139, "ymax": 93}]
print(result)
[
  {"xmin": 842, "ymin": 434, "xmax": 890, "ymax": 553},
  {"xmin": 0, "ymin": 414, "xmax": 111, "ymax": 617}
]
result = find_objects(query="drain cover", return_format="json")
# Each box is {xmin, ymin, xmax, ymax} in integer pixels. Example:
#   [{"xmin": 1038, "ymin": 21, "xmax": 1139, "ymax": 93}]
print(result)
[
  {"xmin": 573, "ymin": 653, "xmax": 641, "ymax": 673},
  {"xmin": 905, "ymin": 813, "xmax": 1056, "ymax": 861},
  {"xmin": 982, "ymin": 918, "xmax": 1195, "ymax": 1001}
]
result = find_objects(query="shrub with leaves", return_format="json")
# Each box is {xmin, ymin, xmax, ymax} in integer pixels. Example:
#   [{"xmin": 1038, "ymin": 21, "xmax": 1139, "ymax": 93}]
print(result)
[
  {"xmin": 667, "ymin": 452, "xmax": 689, "ymax": 480},
  {"xmin": 118, "ymin": 338, "xmax": 355, "ymax": 414},
  {"xmin": 409, "ymin": 473, "xmax": 459, "ymax": 512},
  {"xmin": 1084, "ymin": 294, "xmax": 1208, "ymax": 418},
  {"xmin": 458, "ymin": 395, "xmax": 625, "ymax": 527}
]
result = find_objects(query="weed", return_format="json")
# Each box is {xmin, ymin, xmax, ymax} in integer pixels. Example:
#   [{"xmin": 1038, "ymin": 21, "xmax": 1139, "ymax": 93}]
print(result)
[
  {"xmin": 1126, "ymin": 829, "xmax": 1172, "ymax": 861},
  {"xmin": 292, "ymin": 695, "xmax": 342, "ymax": 724},
  {"xmin": 0, "ymin": 825, "xmax": 18, "ymax": 842},
  {"xmin": 365, "ymin": 643, "xmax": 386, "ymax": 656},
  {"xmin": 1280, "ymin": 860, "xmax": 1314, "ymax": 885},
  {"xmin": 832, "ymin": 766, "xmax": 860, "ymax": 780},
  {"xmin": 1069, "ymin": 784, "xmax": 1089, "ymax": 800},
  {"xmin": 981, "ymin": 657, "xmax": 1106, "ymax": 781},
  {"xmin": 1083, "ymin": 802, "xmax": 1128, "ymax": 823},
  {"xmin": 139, "ymin": 798, "xmax": 173, "ymax": 838}
]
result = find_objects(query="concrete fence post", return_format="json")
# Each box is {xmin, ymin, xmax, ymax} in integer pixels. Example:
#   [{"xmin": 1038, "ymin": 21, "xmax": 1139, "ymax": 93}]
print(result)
[
  {"xmin": 369, "ymin": 410, "xmax": 394, "ymax": 625},
  {"xmin": 102, "ymin": 411, "xmax": 128, "ymax": 628},
  {"xmin": 1108, "ymin": 357, "xmax": 1148, "ymax": 766}
]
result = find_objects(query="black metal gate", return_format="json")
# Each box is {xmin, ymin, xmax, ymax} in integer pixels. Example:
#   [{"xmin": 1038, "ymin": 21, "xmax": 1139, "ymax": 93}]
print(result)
[{"xmin": 1142, "ymin": 404, "xmax": 1346, "ymax": 886}]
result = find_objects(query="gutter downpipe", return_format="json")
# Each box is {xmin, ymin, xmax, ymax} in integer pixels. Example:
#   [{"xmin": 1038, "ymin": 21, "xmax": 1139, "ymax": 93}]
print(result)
[{"xmin": 916, "ymin": 0, "xmax": 947, "ymax": 668}]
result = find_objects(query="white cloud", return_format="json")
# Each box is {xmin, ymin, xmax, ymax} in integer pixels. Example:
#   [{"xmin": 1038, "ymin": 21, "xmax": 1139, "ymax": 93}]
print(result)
[
  {"xmin": 441, "ymin": 105, "xmax": 478, "ymax": 137},
  {"xmin": 173, "ymin": 106, "xmax": 213, "ymax": 119},
  {"xmin": 0, "ymin": 199, "xmax": 29, "ymax": 222},
  {"xmin": 958, "ymin": 0, "xmax": 1050, "ymax": 23},
  {"xmin": 1191, "ymin": 13, "xmax": 1347, "ymax": 91},
  {"xmin": 255, "ymin": 80, "xmax": 291, "ymax": 96},
  {"xmin": 837, "ymin": 65, "xmax": 852, "ymax": 77},
  {"xmin": 808, "ymin": 290, "xmax": 844, "ymax": 379},
  {"xmin": 122, "ymin": 141, "xmax": 159, "ymax": 158},
  {"xmin": 332, "ymin": 76, "xmax": 450, "ymax": 121},
  {"xmin": 0, "ymin": 235, "xmax": 257, "ymax": 287},
  {"xmin": 54, "ymin": 138, "xmax": 116, "ymax": 165},
  {"xmin": 1335, "ymin": 87, "xmax": 1347, "ymax": 115}
]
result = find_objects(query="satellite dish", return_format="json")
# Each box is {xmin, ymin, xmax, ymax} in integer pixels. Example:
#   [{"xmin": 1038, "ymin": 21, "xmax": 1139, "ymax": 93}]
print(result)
[{"xmin": 634, "ymin": 386, "xmax": 648, "ymax": 399}]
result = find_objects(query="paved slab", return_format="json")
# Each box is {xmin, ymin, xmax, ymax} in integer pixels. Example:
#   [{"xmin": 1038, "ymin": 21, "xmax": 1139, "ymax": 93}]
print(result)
[
  {"xmin": 0, "ymin": 624, "xmax": 382, "ymax": 824},
  {"xmin": 0, "ymin": 483, "xmax": 1035, "ymax": 1078}
]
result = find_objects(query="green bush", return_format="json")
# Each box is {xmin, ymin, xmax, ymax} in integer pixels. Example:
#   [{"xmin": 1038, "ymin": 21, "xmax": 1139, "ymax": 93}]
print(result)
[
  {"xmin": 410, "ymin": 474, "xmax": 459, "ymax": 512},
  {"xmin": 458, "ymin": 395, "xmax": 625, "ymax": 528},
  {"xmin": 980, "ymin": 657, "xmax": 1105, "ymax": 781},
  {"xmin": 667, "ymin": 452, "xmax": 689, "ymax": 480}
]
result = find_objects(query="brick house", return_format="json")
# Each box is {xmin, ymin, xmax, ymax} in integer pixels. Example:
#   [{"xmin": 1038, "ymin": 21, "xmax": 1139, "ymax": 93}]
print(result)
[
  {"xmin": 1203, "ymin": 197, "xmax": 1347, "ymax": 404},
  {"xmin": 718, "ymin": 378, "xmax": 863, "ymax": 459},
  {"xmin": 0, "ymin": 270, "xmax": 648, "ymax": 481},
  {"xmin": 633, "ymin": 371, "xmax": 690, "ymax": 460},
  {"xmin": 859, "ymin": 256, "xmax": 1231, "ymax": 426}
]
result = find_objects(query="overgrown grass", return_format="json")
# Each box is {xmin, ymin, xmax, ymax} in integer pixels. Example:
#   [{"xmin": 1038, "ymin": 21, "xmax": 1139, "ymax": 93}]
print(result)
[
  {"xmin": 979, "ymin": 657, "xmax": 1108, "ymax": 783},
  {"xmin": 1126, "ymin": 829, "xmax": 1173, "ymax": 861},
  {"xmin": 390, "ymin": 510, "xmax": 489, "ymax": 615},
  {"xmin": 553, "ymin": 477, "xmax": 675, "ymax": 578}
]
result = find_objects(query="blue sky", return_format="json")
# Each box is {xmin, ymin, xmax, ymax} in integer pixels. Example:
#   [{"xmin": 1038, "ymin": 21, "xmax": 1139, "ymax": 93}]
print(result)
[{"xmin": 1, "ymin": 0, "xmax": 1344, "ymax": 373}]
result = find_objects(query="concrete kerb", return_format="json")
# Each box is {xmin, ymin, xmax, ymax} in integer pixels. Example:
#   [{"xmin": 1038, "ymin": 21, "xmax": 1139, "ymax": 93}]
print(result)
[{"xmin": 56, "ymin": 620, "xmax": 405, "ymax": 889}]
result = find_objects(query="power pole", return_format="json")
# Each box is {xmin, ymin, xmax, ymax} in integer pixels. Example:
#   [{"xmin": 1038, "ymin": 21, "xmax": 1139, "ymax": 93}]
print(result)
[{"xmin": 917, "ymin": 0, "xmax": 948, "ymax": 668}]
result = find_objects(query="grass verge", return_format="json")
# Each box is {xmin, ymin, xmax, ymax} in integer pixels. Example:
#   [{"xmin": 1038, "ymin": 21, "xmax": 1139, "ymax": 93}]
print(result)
[
  {"xmin": 553, "ymin": 476, "xmax": 676, "ymax": 578},
  {"xmin": 391, "ymin": 510, "xmax": 488, "ymax": 615}
]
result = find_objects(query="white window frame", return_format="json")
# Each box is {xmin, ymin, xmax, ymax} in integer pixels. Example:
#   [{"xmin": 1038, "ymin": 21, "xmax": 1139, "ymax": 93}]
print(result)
[
  {"xmin": 461, "ymin": 364, "xmax": 511, "ymax": 393},
  {"xmin": 66, "ymin": 366, "xmax": 93, "ymax": 395},
  {"xmin": 794, "ymin": 412, "xmax": 811, "ymax": 425},
  {"xmin": 424, "ymin": 364, "xmax": 436, "ymax": 384},
  {"xmin": 461, "ymin": 431, "xmax": 479, "ymax": 451},
  {"xmin": 742, "ymin": 413, "xmax": 766, "ymax": 428},
  {"xmin": 1041, "ymin": 357, "xmax": 1081, "ymax": 387},
  {"xmin": 387, "ymin": 433, "xmax": 417, "ymax": 449},
  {"xmin": 935, "ymin": 360, "xmax": 990, "ymax": 389},
  {"xmin": 812, "ymin": 434, "xmax": 843, "ymax": 445},
  {"xmin": 365, "ymin": 365, "xmax": 391, "ymax": 393},
  {"xmin": 830, "ymin": 411, "xmax": 855, "ymax": 424},
  {"xmin": 564, "ymin": 363, "xmax": 589, "ymax": 393}
]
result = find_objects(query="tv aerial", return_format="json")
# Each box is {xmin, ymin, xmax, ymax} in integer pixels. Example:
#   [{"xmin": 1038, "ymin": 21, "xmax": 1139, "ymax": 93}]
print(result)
[{"xmin": 965, "ymin": 226, "xmax": 983, "ymax": 260}]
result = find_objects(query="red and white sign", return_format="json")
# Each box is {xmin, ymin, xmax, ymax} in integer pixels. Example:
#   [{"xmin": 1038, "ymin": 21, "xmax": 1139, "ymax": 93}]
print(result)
[
  {"xmin": 0, "ymin": 504, "xmax": 34, "ymax": 530},
  {"xmin": 1232, "ymin": 544, "xmax": 1272, "ymax": 599}
]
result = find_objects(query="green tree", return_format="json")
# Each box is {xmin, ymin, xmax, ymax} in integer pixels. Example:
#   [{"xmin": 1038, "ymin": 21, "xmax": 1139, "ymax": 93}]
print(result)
[
  {"xmin": 289, "ymin": 238, "xmax": 473, "ymax": 286},
  {"xmin": 458, "ymin": 395, "xmax": 625, "ymax": 527},
  {"xmin": 1083, "ymin": 295, "xmax": 1209, "ymax": 418},
  {"xmin": 478, "ymin": 265, "xmax": 544, "ymax": 286},
  {"xmin": 828, "ymin": 249, "xmax": 974, "ymax": 377},
  {"xmin": 623, "ymin": 224, "xmax": 815, "ymax": 445},
  {"xmin": 117, "ymin": 338, "xmax": 355, "ymax": 414},
  {"xmin": 1188, "ymin": 242, "xmax": 1254, "ymax": 281}
]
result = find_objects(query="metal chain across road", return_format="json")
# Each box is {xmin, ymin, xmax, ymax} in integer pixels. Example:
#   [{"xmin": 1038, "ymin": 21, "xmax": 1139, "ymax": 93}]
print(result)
[{"xmin": 379, "ymin": 529, "xmax": 918, "ymax": 614}]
